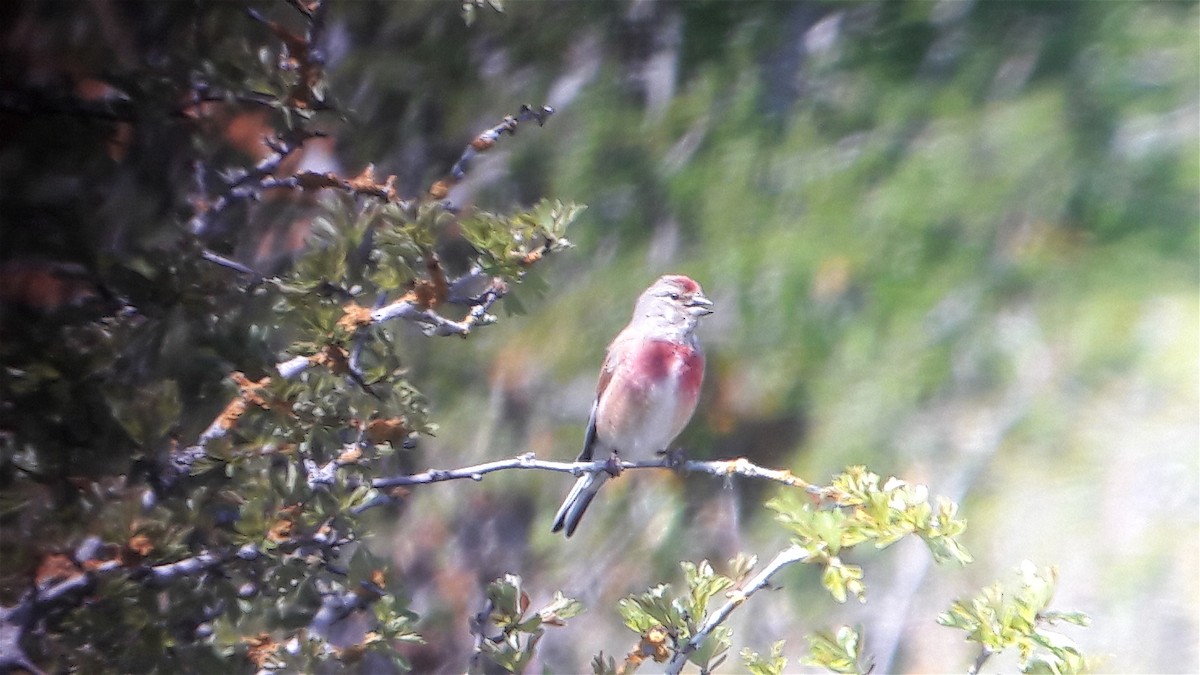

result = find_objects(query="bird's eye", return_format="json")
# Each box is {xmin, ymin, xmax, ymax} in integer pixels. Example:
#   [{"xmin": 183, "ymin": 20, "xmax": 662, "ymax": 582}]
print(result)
[{"xmin": 668, "ymin": 292, "xmax": 680, "ymax": 300}]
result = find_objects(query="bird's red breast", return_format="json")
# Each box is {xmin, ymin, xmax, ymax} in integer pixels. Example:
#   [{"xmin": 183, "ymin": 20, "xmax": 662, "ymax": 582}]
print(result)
[{"xmin": 592, "ymin": 337, "xmax": 705, "ymax": 456}]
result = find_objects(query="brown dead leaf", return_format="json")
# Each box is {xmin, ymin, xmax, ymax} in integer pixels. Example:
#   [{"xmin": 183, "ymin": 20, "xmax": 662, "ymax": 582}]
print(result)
[
  {"xmin": 0, "ymin": 260, "xmax": 102, "ymax": 313},
  {"xmin": 215, "ymin": 397, "xmax": 249, "ymax": 431},
  {"xmin": 345, "ymin": 164, "xmax": 398, "ymax": 201},
  {"xmin": 518, "ymin": 247, "xmax": 546, "ymax": 266},
  {"xmin": 311, "ymin": 344, "xmax": 349, "ymax": 375},
  {"xmin": 231, "ymin": 372, "xmax": 273, "ymax": 408},
  {"xmin": 267, "ymin": 518, "xmax": 294, "ymax": 543},
  {"xmin": 365, "ymin": 417, "xmax": 409, "ymax": 447},
  {"xmin": 36, "ymin": 553, "xmax": 82, "ymax": 588},
  {"xmin": 124, "ymin": 530, "xmax": 153, "ymax": 557},
  {"xmin": 470, "ymin": 134, "xmax": 496, "ymax": 152},
  {"xmin": 242, "ymin": 632, "xmax": 281, "ymax": 668},
  {"xmin": 294, "ymin": 170, "xmax": 343, "ymax": 191},
  {"xmin": 427, "ymin": 180, "xmax": 450, "ymax": 200},
  {"xmin": 411, "ymin": 280, "xmax": 440, "ymax": 310},
  {"xmin": 424, "ymin": 253, "xmax": 448, "ymax": 308},
  {"xmin": 640, "ymin": 626, "xmax": 672, "ymax": 662}
]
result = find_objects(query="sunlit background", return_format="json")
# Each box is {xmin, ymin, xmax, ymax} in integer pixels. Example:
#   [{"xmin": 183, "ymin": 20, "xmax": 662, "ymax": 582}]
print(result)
[{"xmin": 317, "ymin": 1, "xmax": 1200, "ymax": 671}]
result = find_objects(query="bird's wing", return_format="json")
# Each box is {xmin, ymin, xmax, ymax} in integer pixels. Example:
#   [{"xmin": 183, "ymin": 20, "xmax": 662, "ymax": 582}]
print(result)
[
  {"xmin": 577, "ymin": 400, "xmax": 599, "ymax": 462},
  {"xmin": 576, "ymin": 338, "xmax": 622, "ymax": 462}
]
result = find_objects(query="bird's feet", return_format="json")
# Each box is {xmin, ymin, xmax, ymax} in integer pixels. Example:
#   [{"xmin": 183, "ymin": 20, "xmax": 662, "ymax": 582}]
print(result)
[
  {"xmin": 604, "ymin": 451, "xmax": 624, "ymax": 477},
  {"xmin": 657, "ymin": 447, "xmax": 687, "ymax": 469}
]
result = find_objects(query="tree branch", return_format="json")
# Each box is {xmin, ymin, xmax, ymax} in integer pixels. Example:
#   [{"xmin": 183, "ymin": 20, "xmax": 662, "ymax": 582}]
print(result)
[
  {"xmin": 968, "ymin": 645, "xmax": 993, "ymax": 675},
  {"xmin": 447, "ymin": 104, "xmax": 555, "ymax": 182},
  {"xmin": 366, "ymin": 276, "xmax": 507, "ymax": 337},
  {"xmin": 665, "ymin": 544, "xmax": 810, "ymax": 675},
  {"xmin": 355, "ymin": 453, "xmax": 823, "ymax": 514}
]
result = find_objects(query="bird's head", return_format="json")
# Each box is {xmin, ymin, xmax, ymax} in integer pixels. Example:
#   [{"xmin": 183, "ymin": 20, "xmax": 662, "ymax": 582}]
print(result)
[{"xmin": 633, "ymin": 275, "xmax": 714, "ymax": 331}]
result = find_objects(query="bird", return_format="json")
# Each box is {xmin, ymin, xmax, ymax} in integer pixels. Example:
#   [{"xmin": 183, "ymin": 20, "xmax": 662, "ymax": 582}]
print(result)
[{"xmin": 552, "ymin": 274, "xmax": 714, "ymax": 537}]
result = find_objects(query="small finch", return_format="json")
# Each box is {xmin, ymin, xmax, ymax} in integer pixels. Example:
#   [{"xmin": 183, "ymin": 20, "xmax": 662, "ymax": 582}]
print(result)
[{"xmin": 552, "ymin": 275, "xmax": 714, "ymax": 537}]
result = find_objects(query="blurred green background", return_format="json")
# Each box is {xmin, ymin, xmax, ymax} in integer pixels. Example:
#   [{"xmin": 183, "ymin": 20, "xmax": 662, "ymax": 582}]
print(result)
[{"xmin": 326, "ymin": 1, "xmax": 1198, "ymax": 671}]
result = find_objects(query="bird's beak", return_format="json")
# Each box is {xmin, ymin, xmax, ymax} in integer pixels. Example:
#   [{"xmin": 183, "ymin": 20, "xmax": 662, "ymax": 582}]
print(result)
[{"xmin": 686, "ymin": 293, "xmax": 714, "ymax": 316}]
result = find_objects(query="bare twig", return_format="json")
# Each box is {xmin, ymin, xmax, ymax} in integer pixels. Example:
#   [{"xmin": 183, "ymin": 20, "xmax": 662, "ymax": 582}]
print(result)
[
  {"xmin": 367, "ymin": 277, "xmax": 506, "ymax": 337},
  {"xmin": 199, "ymin": 249, "xmax": 261, "ymax": 277},
  {"xmin": 311, "ymin": 579, "xmax": 383, "ymax": 636},
  {"xmin": 141, "ymin": 550, "xmax": 229, "ymax": 586},
  {"xmin": 355, "ymin": 453, "xmax": 823, "ymax": 515},
  {"xmin": 369, "ymin": 453, "xmax": 817, "ymax": 491},
  {"xmin": 664, "ymin": 544, "xmax": 811, "ymax": 675},
  {"xmin": 968, "ymin": 646, "xmax": 993, "ymax": 675},
  {"xmin": 447, "ymin": 104, "xmax": 555, "ymax": 182},
  {"xmin": 190, "ymin": 128, "xmax": 322, "ymax": 236}
]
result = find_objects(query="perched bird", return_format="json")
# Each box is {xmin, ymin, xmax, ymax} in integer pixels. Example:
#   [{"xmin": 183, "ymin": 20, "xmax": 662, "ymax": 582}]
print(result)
[{"xmin": 552, "ymin": 275, "xmax": 714, "ymax": 537}]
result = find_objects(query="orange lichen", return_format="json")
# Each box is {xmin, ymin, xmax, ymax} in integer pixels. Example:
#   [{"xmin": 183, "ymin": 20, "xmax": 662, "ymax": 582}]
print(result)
[
  {"xmin": 427, "ymin": 179, "xmax": 450, "ymax": 200},
  {"xmin": 311, "ymin": 344, "xmax": 349, "ymax": 375},
  {"xmin": 337, "ymin": 302, "xmax": 373, "ymax": 332},
  {"xmin": 242, "ymin": 633, "xmax": 281, "ymax": 668}
]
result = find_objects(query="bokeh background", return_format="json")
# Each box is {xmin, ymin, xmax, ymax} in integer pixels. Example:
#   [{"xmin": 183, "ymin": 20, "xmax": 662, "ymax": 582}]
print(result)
[
  {"xmin": 318, "ymin": 1, "xmax": 1198, "ymax": 672},
  {"xmin": 4, "ymin": 0, "xmax": 1195, "ymax": 672}
]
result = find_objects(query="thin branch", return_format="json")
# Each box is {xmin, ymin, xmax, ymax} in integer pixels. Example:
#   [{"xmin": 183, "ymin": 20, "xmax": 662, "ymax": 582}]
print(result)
[
  {"xmin": 0, "ymin": 546, "xmax": 241, "ymax": 674},
  {"xmin": 366, "ymin": 277, "xmax": 506, "ymax": 337},
  {"xmin": 190, "ymin": 128, "xmax": 320, "ymax": 237},
  {"xmin": 355, "ymin": 453, "xmax": 822, "ymax": 514},
  {"xmin": 199, "ymin": 249, "xmax": 261, "ymax": 277},
  {"xmin": 311, "ymin": 579, "xmax": 383, "ymax": 636},
  {"xmin": 370, "ymin": 453, "xmax": 816, "ymax": 491},
  {"xmin": 968, "ymin": 646, "xmax": 993, "ymax": 675},
  {"xmin": 140, "ymin": 551, "xmax": 229, "ymax": 586},
  {"xmin": 665, "ymin": 544, "xmax": 810, "ymax": 675},
  {"xmin": 169, "ymin": 275, "xmax": 501, "ymax": 479},
  {"xmin": 447, "ymin": 104, "xmax": 555, "ymax": 182},
  {"xmin": 0, "ymin": 596, "xmax": 42, "ymax": 675}
]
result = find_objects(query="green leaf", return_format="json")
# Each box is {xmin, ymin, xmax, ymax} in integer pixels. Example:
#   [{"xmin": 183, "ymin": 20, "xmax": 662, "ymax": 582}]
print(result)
[
  {"xmin": 821, "ymin": 558, "xmax": 866, "ymax": 604},
  {"xmin": 939, "ymin": 562, "xmax": 1091, "ymax": 673},
  {"xmin": 688, "ymin": 625, "xmax": 732, "ymax": 671},
  {"xmin": 740, "ymin": 640, "xmax": 787, "ymax": 675},
  {"xmin": 538, "ymin": 591, "xmax": 584, "ymax": 625},
  {"xmin": 803, "ymin": 626, "xmax": 866, "ymax": 674}
]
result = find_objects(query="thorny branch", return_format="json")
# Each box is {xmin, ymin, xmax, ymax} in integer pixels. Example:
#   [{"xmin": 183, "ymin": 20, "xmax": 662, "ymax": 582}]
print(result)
[
  {"xmin": 366, "ymin": 275, "xmax": 508, "ymax": 337},
  {"xmin": 189, "ymin": 127, "xmax": 327, "ymax": 237},
  {"xmin": 0, "ymin": 528, "xmax": 365, "ymax": 673},
  {"xmin": 194, "ymin": 102, "xmax": 556, "ymax": 272},
  {"xmin": 8, "ymin": 446, "xmax": 830, "ymax": 674},
  {"xmin": 168, "ymin": 275, "xmax": 506, "ymax": 479}
]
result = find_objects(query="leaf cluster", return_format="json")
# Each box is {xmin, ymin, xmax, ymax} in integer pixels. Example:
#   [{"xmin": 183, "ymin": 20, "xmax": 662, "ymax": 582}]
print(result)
[
  {"xmin": 938, "ymin": 561, "xmax": 1091, "ymax": 674},
  {"xmin": 0, "ymin": 1, "xmax": 582, "ymax": 670},
  {"xmin": 470, "ymin": 574, "xmax": 583, "ymax": 674},
  {"xmin": 740, "ymin": 639, "xmax": 788, "ymax": 675},
  {"xmin": 612, "ymin": 555, "xmax": 756, "ymax": 674},
  {"xmin": 768, "ymin": 466, "xmax": 972, "ymax": 604},
  {"xmin": 802, "ymin": 627, "xmax": 870, "ymax": 675}
]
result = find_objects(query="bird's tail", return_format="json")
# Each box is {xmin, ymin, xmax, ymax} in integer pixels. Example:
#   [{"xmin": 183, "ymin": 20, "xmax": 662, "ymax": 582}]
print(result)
[{"xmin": 551, "ymin": 471, "xmax": 609, "ymax": 537}]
